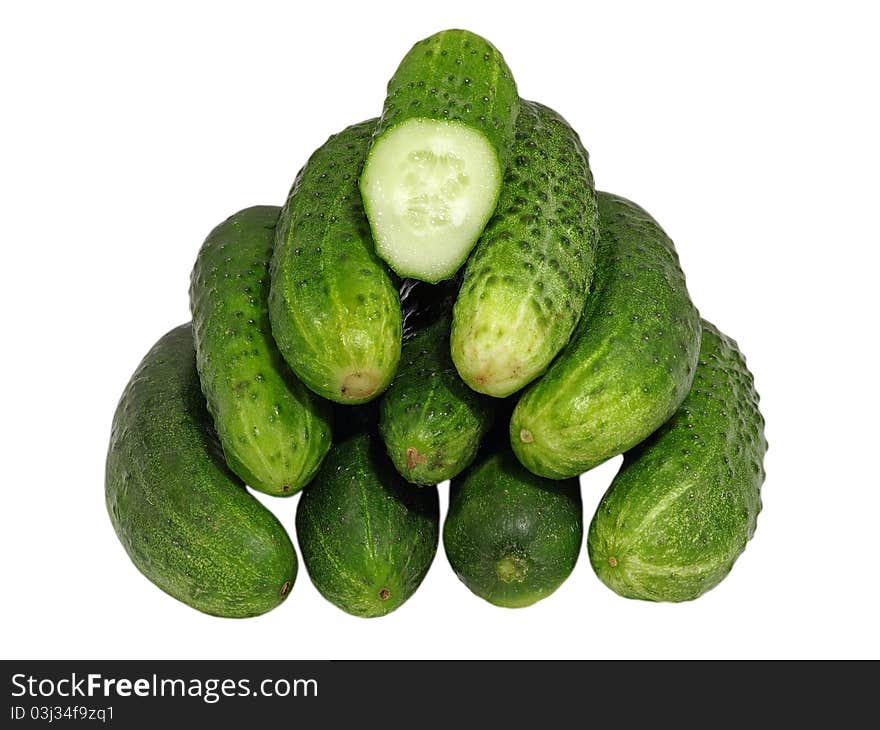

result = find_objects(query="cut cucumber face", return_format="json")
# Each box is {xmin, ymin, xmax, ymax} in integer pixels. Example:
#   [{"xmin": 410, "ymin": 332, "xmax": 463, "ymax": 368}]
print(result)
[
  {"xmin": 361, "ymin": 28, "xmax": 519, "ymax": 283},
  {"xmin": 361, "ymin": 119, "xmax": 501, "ymax": 283}
]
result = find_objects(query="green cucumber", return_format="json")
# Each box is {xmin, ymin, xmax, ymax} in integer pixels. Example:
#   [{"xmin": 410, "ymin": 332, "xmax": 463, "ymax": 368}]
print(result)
[
  {"xmin": 588, "ymin": 320, "xmax": 767, "ymax": 602},
  {"xmin": 360, "ymin": 29, "xmax": 519, "ymax": 282},
  {"xmin": 451, "ymin": 100, "xmax": 599, "ymax": 397},
  {"xmin": 105, "ymin": 324, "xmax": 297, "ymax": 618},
  {"xmin": 295, "ymin": 430, "xmax": 439, "ymax": 617},
  {"xmin": 380, "ymin": 306, "xmax": 494, "ymax": 485},
  {"xmin": 443, "ymin": 440, "xmax": 582, "ymax": 608},
  {"xmin": 190, "ymin": 206, "xmax": 331, "ymax": 497},
  {"xmin": 511, "ymin": 192, "xmax": 701, "ymax": 479},
  {"xmin": 270, "ymin": 119, "xmax": 401, "ymax": 404}
]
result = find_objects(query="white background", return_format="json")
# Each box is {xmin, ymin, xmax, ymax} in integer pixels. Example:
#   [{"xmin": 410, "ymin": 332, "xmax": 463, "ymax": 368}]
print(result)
[{"xmin": 2, "ymin": 0, "xmax": 878, "ymax": 660}]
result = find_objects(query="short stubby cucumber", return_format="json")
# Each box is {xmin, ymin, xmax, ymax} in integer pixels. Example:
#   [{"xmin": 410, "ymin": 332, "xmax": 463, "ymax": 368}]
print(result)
[
  {"xmin": 360, "ymin": 29, "xmax": 519, "ymax": 282},
  {"xmin": 295, "ymin": 430, "xmax": 440, "ymax": 617},
  {"xmin": 380, "ymin": 309, "xmax": 494, "ymax": 485},
  {"xmin": 588, "ymin": 321, "xmax": 767, "ymax": 602},
  {"xmin": 270, "ymin": 119, "xmax": 401, "ymax": 405},
  {"xmin": 451, "ymin": 100, "xmax": 599, "ymax": 397},
  {"xmin": 105, "ymin": 324, "xmax": 297, "ymax": 618},
  {"xmin": 443, "ymin": 440, "xmax": 582, "ymax": 608},
  {"xmin": 190, "ymin": 206, "xmax": 331, "ymax": 496},
  {"xmin": 511, "ymin": 192, "xmax": 702, "ymax": 479}
]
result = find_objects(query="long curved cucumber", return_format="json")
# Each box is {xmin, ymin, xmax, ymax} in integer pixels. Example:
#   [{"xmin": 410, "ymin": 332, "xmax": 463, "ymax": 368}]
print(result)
[
  {"xmin": 190, "ymin": 206, "xmax": 331, "ymax": 496},
  {"xmin": 360, "ymin": 29, "xmax": 519, "ymax": 282},
  {"xmin": 270, "ymin": 119, "xmax": 401, "ymax": 404},
  {"xmin": 105, "ymin": 324, "xmax": 297, "ymax": 617},
  {"xmin": 451, "ymin": 100, "xmax": 599, "ymax": 397},
  {"xmin": 510, "ymin": 192, "xmax": 701, "ymax": 478},
  {"xmin": 588, "ymin": 320, "xmax": 767, "ymax": 602}
]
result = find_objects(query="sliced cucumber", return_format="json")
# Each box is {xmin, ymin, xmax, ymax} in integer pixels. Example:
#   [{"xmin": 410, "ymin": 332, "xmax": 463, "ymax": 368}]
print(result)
[
  {"xmin": 360, "ymin": 29, "xmax": 519, "ymax": 283},
  {"xmin": 361, "ymin": 120, "xmax": 500, "ymax": 283}
]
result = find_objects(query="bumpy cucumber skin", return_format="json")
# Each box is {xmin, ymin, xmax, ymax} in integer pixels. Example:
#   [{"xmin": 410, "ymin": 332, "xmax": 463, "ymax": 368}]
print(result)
[
  {"xmin": 380, "ymin": 313, "xmax": 494, "ymax": 485},
  {"xmin": 190, "ymin": 206, "xmax": 331, "ymax": 497},
  {"xmin": 105, "ymin": 325, "xmax": 297, "ymax": 618},
  {"xmin": 451, "ymin": 100, "xmax": 599, "ymax": 397},
  {"xmin": 588, "ymin": 321, "xmax": 767, "ymax": 602},
  {"xmin": 371, "ymin": 29, "xmax": 518, "ymax": 175},
  {"xmin": 361, "ymin": 28, "xmax": 519, "ymax": 281},
  {"xmin": 270, "ymin": 119, "xmax": 401, "ymax": 404},
  {"xmin": 444, "ymin": 442, "xmax": 582, "ymax": 608},
  {"xmin": 295, "ymin": 431, "xmax": 440, "ymax": 618},
  {"xmin": 511, "ymin": 192, "xmax": 701, "ymax": 479}
]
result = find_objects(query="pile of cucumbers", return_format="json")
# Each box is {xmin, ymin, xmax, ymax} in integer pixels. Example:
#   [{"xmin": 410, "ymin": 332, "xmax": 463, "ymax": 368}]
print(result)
[{"xmin": 106, "ymin": 29, "xmax": 767, "ymax": 618}]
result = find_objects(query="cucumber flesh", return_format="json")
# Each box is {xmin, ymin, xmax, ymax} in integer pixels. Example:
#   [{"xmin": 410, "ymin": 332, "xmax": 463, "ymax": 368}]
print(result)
[{"xmin": 361, "ymin": 119, "xmax": 501, "ymax": 283}]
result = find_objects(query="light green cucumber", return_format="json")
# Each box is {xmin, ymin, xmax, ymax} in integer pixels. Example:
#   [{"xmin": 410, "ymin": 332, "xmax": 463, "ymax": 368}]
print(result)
[
  {"xmin": 190, "ymin": 206, "xmax": 331, "ymax": 496},
  {"xmin": 360, "ymin": 29, "xmax": 519, "ymax": 282},
  {"xmin": 511, "ymin": 192, "xmax": 702, "ymax": 479},
  {"xmin": 270, "ymin": 120, "xmax": 401, "ymax": 405},
  {"xmin": 588, "ymin": 321, "xmax": 767, "ymax": 602},
  {"xmin": 451, "ymin": 100, "xmax": 599, "ymax": 397}
]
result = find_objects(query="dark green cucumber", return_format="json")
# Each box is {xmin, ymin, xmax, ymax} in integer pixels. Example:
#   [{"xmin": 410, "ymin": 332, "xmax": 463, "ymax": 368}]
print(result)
[
  {"xmin": 451, "ymin": 100, "xmax": 599, "ymax": 397},
  {"xmin": 295, "ymin": 430, "xmax": 439, "ymax": 617},
  {"xmin": 270, "ymin": 119, "xmax": 401, "ymax": 405},
  {"xmin": 190, "ymin": 206, "xmax": 331, "ymax": 497},
  {"xmin": 360, "ymin": 29, "xmax": 519, "ymax": 282},
  {"xmin": 105, "ymin": 324, "xmax": 297, "ymax": 617},
  {"xmin": 588, "ymin": 321, "xmax": 767, "ymax": 602},
  {"xmin": 511, "ymin": 192, "xmax": 701, "ymax": 478},
  {"xmin": 380, "ymin": 308, "xmax": 494, "ymax": 485},
  {"xmin": 444, "ymin": 440, "xmax": 582, "ymax": 608}
]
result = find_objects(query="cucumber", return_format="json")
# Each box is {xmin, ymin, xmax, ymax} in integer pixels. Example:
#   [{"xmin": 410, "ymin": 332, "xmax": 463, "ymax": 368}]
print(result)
[
  {"xmin": 511, "ymin": 192, "xmax": 701, "ymax": 479},
  {"xmin": 270, "ymin": 119, "xmax": 401, "ymax": 405},
  {"xmin": 190, "ymin": 206, "xmax": 331, "ymax": 497},
  {"xmin": 451, "ymin": 100, "xmax": 599, "ymax": 397},
  {"xmin": 588, "ymin": 321, "xmax": 767, "ymax": 602},
  {"xmin": 295, "ymin": 430, "xmax": 440, "ymax": 617},
  {"xmin": 105, "ymin": 324, "xmax": 297, "ymax": 618},
  {"xmin": 380, "ymin": 308, "xmax": 494, "ymax": 485},
  {"xmin": 360, "ymin": 29, "xmax": 519, "ymax": 282},
  {"xmin": 443, "ymin": 439, "xmax": 582, "ymax": 608}
]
